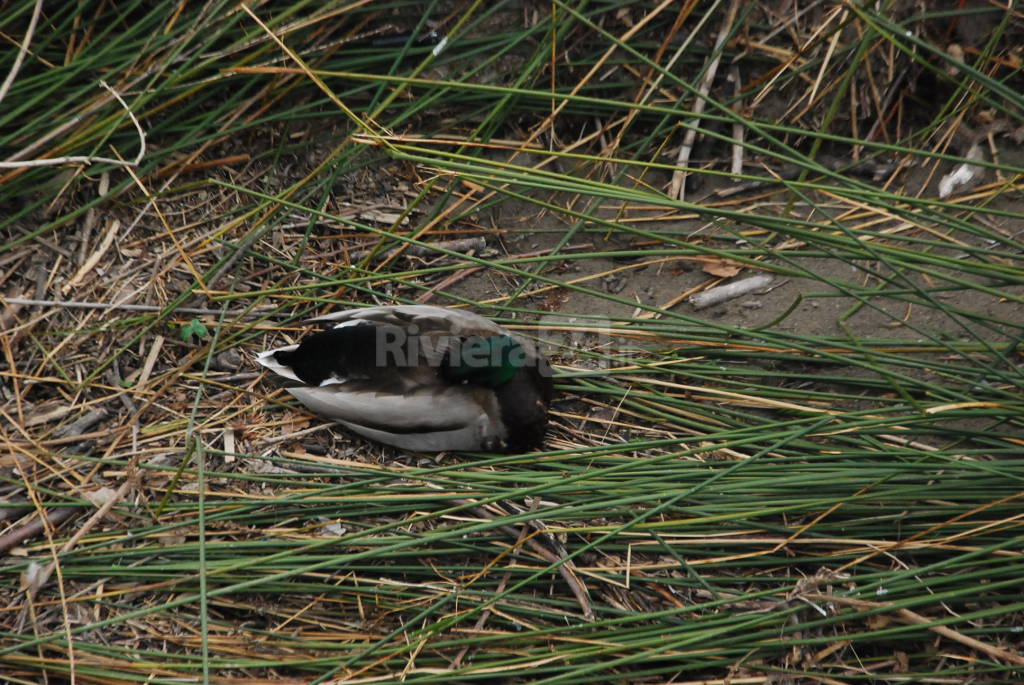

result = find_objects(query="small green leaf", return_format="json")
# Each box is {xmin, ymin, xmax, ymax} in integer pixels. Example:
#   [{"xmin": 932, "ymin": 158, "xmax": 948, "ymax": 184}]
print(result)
[
  {"xmin": 180, "ymin": 318, "xmax": 209, "ymax": 342},
  {"xmin": 119, "ymin": 379, "xmax": 133, "ymax": 388}
]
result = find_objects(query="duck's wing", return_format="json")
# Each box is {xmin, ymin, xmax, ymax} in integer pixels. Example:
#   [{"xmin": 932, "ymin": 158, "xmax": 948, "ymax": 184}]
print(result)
[
  {"xmin": 308, "ymin": 304, "xmax": 509, "ymax": 338},
  {"xmin": 256, "ymin": 318, "xmax": 445, "ymax": 389},
  {"xmin": 309, "ymin": 305, "xmax": 550, "ymax": 372},
  {"xmin": 255, "ymin": 346, "xmax": 302, "ymax": 382}
]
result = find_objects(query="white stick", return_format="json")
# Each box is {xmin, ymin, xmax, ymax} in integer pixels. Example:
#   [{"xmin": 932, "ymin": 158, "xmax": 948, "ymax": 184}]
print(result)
[{"xmin": 689, "ymin": 274, "xmax": 774, "ymax": 309}]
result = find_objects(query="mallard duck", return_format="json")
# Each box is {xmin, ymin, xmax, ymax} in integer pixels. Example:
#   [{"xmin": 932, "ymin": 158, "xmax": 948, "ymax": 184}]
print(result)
[{"xmin": 256, "ymin": 305, "xmax": 553, "ymax": 453}]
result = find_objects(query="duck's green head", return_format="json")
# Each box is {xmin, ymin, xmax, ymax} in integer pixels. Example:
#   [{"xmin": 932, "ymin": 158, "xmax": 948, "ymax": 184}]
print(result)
[{"xmin": 443, "ymin": 335, "xmax": 528, "ymax": 388}]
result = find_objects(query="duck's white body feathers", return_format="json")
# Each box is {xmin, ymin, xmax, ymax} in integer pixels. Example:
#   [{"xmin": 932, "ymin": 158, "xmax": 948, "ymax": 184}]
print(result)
[{"xmin": 285, "ymin": 384, "xmax": 504, "ymax": 452}]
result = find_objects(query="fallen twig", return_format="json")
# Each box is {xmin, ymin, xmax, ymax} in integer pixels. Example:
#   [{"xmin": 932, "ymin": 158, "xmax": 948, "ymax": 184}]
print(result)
[
  {"xmin": 0, "ymin": 507, "xmax": 78, "ymax": 555},
  {"xmin": 689, "ymin": 274, "xmax": 774, "ymax": 309}
]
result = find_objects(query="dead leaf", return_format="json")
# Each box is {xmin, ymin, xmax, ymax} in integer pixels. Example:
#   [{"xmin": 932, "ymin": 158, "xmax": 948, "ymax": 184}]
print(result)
[
  {"xmin": 702, "ymin": 259, "xmax": 743, "ymax": 278},
  {"xmin": 20, "ymin": 561, "xmax": 46, "ymax": 594},
  {"xmin": 158, "ymin": 534, "xmax": 187, "ymax": 546},
  {"xmin": 865, "ymin": 613, "xmax": 892, "ymax": 630},
  {"xmin": 938, "ymin": 144, "xmax": 984, "ymax": 198},
  {"xmin": 83, "ymin": 486, "xmax": 119, "ymax": 508}
]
